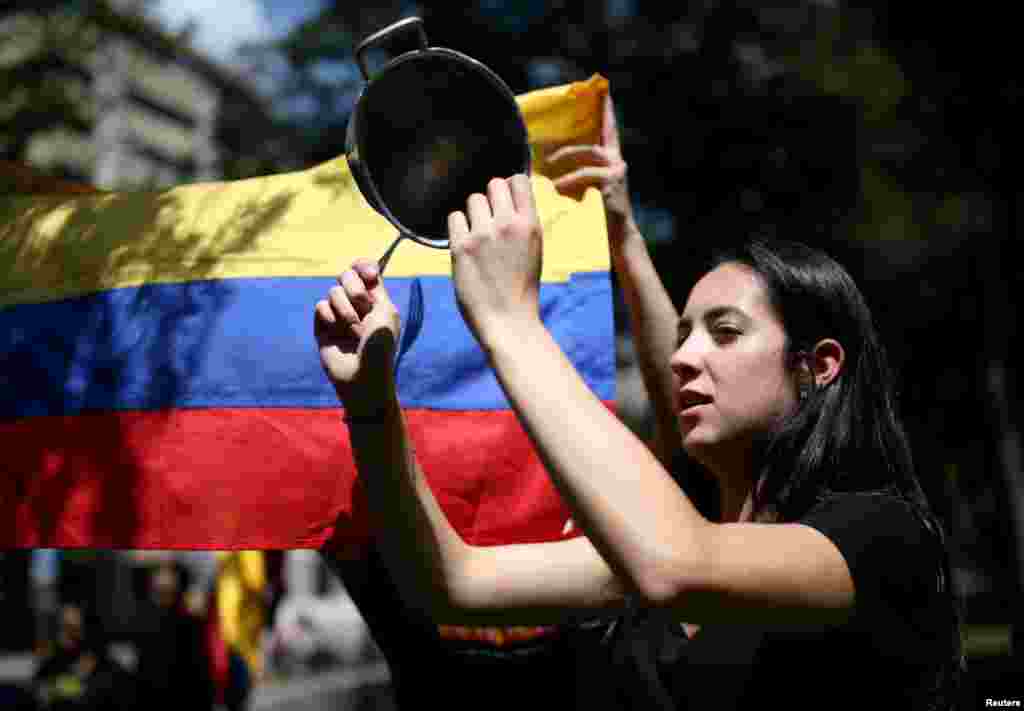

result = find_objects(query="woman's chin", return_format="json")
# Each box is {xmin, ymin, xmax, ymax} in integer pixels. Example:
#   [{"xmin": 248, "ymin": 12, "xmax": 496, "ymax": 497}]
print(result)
[
  {"xmin": 683, "ymin": 420, "xmax": 738, "ymax": 460},
  {"xmin": 681, "ymin": 426, "xmax": 715, "ymax": 455}
]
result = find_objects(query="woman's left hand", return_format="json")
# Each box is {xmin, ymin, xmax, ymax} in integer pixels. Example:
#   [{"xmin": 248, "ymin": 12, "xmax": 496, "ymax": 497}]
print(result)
[
  {"xmin": 448, "ymin": 175, "xmax": 543, "ymax": 349},
  {"xmin": 548, "ymin": 93, "xmax": 634, "ymax": 238}
]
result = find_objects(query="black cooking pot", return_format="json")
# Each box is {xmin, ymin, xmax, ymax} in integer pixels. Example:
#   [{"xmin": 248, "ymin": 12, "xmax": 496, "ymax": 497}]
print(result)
[{"xmin": 345, "ymin": 17, "xmax": 531, "ymax": 265}]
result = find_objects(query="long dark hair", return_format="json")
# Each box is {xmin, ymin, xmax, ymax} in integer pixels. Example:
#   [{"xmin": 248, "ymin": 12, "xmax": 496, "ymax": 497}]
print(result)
[
  {"xmin": 708, "ymin": 239, "xmax": 918, "ymax": 518},
  {"xmin": 708, "ymin": 239, "xmax": 964, "ymax": 705}
]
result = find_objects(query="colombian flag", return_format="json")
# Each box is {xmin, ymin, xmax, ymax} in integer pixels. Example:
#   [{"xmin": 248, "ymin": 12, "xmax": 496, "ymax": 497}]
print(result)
[{"xmin": 0, "ymin": 75, "xmax": 614, "ymax": 552}]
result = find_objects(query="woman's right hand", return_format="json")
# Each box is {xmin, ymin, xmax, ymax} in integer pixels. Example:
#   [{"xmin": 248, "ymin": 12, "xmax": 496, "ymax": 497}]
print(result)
[{"xmin": 314, "ymin": 259, "xmax": 402, "ymax": 414}]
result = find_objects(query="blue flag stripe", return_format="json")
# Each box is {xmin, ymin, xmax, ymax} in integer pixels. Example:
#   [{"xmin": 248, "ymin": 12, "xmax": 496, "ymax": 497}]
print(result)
[{"xmin": 1, "ymin": 273, "xmax": 614, "ymax": 417}]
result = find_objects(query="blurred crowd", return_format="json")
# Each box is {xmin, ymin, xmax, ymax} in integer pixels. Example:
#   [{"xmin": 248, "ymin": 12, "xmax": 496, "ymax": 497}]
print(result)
[{"xmin": 0, "ymin": 550, "xmax": 381, "ymax": 711}]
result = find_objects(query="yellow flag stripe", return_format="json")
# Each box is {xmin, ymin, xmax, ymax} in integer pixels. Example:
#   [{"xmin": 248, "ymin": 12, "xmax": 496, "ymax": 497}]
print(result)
[{"xmin": 0, "ymin": 76, "xmax": 611, "ymax": 309}]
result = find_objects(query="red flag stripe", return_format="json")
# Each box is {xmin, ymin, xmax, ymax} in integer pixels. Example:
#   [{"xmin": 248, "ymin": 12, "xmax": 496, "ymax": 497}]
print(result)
[{"xmin": 3, "ymin": 406, "xmax": 610, "ymax": 550}]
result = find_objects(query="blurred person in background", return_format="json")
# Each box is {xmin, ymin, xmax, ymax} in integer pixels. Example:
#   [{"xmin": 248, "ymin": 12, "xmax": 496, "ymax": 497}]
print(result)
[
  {"xmin": 30, "ymin": 550, "xmax": 62, "ymax": 657},
  {"xmin": 32, "ymin": 600, "xmax": 134, "ymax": 710},
  {"xmin": 131, "ymin": 558, "xmax": 215, "ymax": 711},
  {"xmin": 269, "ymin": 551, "xmax": 377, "ymax": 675},
  {"xmin": 177, "ymin": 552, "xmax": 219, "ymax": 618},
  {"xmin": 210, "ymin": 551, "xmax": 265, "ymax": 711}
]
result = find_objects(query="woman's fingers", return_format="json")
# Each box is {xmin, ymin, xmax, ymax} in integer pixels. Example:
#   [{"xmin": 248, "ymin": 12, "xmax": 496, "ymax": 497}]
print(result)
[
  {"xmin": 546, "ymin": 94, "xmax": 622, "ymax": 168},
  {"xmin": 508, "ymin": 174, "xmax": 535, "ymax": 216},
  {"xmin": 451, "ymin": 175, "xmax": 534, "ymax": 246},
  {"xmin": 351, "ymin": 258, "xmax": 379, "ymax": 288},
  {"xmin": 448, "ymin": 210, "xmax": 469, "ymax": 245},
  {"xmin": 327, "ymin": 284, "xmax": 360, "ymax": 325},
  {"xmin": 552, "ymin": 166, "xmax": 613, "ymax": 194},
  {"xmin": 339, "ymin": 269, "xmax": 373, "ymax": 317},
  {"xmin": 602, "ymin": 92, "xmax": 621, "ymax": 152},
  {"xmin": 315, "ymin": 298, "xmax": 352, "ymax": 343},
  {"xmin": 486, "ymin": 177, "xmax": 515, "ymax": 219},
  {"xmin": 466, "ymin": 192, "xmax": 492, "ymax": 232},
  {"xmin": 546, "ymin": 144, "xmax": 611, "ymax": 167},
  {"xmin": 314, "ymin": 299, "xmax": 336, "ymax": 327}
]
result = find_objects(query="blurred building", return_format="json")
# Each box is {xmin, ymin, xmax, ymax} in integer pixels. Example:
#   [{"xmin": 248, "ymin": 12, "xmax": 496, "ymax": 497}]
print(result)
[
  {"xmin": 0, "ymin": 0, "xmax": 294, "ymax": 189},
  {"xmin": 0, "ymin": 0, "xmax": 298, "ymax": 657}
]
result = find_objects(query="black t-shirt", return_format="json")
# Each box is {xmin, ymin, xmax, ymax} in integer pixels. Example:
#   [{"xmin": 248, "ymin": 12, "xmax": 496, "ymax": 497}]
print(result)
[
  {"xmin": 326, "ymin": 492, "xmax": 958, "ymax": 711},
  {"xmin": 647, "ymin": 491, "xmax": 959, "ymax": 710},
  {"xmin": 325, "ymin": 545, "xmax": 604, "ymax": 711}
]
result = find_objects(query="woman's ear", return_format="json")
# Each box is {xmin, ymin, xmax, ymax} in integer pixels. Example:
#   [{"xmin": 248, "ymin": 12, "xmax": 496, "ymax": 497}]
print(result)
[{"xmin": 810, "ymin": 339, "xmax": 845, "ymax": 387}]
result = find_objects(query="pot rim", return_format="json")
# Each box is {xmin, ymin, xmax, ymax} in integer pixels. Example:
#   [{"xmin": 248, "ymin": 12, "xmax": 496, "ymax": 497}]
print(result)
[{"xmin": 348, "ymin": 45, "xmax": 532, "ymax": 247}]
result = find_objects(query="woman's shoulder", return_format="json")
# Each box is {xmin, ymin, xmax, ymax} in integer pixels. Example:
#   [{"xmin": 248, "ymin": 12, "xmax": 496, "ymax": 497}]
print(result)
[
  {"xmin": 800, "ymin": 489, "xmax": 946, "ymax": 600},
  {"xmin": 799, "ymin": 488, "xmax": 936, "ymax": 548},
  {"xmin": 797, "ymin": 488, "xmax": 951, "ymax": 634}
]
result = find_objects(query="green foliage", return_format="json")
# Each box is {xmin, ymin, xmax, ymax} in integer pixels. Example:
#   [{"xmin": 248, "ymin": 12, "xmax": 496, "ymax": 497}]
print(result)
[{"xmin": 0, "ymin": 6, "xmax": 100, "ymax": 162}]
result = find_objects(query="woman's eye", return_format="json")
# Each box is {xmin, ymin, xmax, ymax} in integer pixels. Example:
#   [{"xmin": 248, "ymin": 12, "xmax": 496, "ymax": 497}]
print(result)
[{"xmin": 712, "ymin": 325, "xmax": 741, "ymax": 342}]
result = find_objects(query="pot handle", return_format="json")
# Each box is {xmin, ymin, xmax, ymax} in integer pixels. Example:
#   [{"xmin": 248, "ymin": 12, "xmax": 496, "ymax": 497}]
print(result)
[{"xmin": 355, "ymin": 16, "xmax": 429, "ymax": 81}]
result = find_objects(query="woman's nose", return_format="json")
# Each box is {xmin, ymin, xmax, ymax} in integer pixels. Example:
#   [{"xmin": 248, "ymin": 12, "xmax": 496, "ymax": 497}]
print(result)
[{"xmin": 669, "ymin": 341, "xmax": 702, "ymax": 383}]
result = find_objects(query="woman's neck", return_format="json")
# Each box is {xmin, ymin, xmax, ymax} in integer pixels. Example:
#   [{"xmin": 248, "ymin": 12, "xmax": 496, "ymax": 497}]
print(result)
[
  {"xmin": 695, "ymin": 444, "xmax": 757, "ymax": 522},
  {"xmin": 716, "ymin": 477, "xmax": 756, "ymax": 523}
]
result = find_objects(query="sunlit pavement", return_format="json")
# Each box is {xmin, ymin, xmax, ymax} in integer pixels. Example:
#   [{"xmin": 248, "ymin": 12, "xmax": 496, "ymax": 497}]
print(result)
[
  {"xmin": 253, "ymin": 662, "xmax": 394, "ymax": 711},
  {"xmin": 0, "ymin": 653, "xmax": 33, "ymax": 683}
]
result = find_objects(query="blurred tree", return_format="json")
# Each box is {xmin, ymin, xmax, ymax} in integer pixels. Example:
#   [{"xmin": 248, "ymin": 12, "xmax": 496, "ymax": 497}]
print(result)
[
  {"xmin": 827, "ymin": 3, "xmax": 1023, "ymax": 625},
  {"xmin": 0, "ymin": 2, "xmax": 101, "ymax": 165}
]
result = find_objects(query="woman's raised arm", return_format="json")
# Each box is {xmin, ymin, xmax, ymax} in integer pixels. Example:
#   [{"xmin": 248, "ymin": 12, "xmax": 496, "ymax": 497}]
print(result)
[{"xmin": 549, "ymin": 94, "xmax": 682, "ymax": 467}]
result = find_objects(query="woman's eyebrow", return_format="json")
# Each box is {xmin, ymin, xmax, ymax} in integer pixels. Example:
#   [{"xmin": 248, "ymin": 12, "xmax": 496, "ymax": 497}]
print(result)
[
  {"xmin": 677, "ymin": 305, "xmax": 749, "ymax": 329},
  {"xmin": 703, "ymin": 305, "xmax": 750, "ymax": 323}
]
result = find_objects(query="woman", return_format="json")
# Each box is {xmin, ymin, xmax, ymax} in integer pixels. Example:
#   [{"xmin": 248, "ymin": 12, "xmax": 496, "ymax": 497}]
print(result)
[{"xmin": 313, "ymin": 104, "xmax": 962, "ymax": 709}]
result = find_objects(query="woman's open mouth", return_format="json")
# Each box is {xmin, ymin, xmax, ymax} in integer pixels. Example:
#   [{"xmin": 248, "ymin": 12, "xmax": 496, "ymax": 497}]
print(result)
[{"xmin": 678, "ymin": 389, "xmax": 712, "ymax": 415}]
